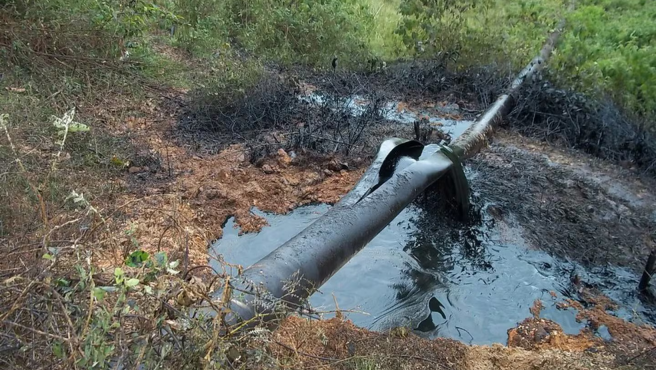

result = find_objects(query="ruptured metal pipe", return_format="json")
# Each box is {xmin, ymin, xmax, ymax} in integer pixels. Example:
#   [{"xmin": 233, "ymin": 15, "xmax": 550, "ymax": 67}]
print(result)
[
  {"xmin": 220, "ymin": 140, "xmax": 455, "ymax": 329},
  {"xmin": 214, "ymin": 23, "xmax": 567, "ymax": 331}
]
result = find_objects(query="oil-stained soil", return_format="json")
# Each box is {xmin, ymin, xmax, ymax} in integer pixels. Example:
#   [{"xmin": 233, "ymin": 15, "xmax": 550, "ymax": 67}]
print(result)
[
  {"xmin": 472, "ymin": 131, "xmax": 656, "ymax": 271},
  {"xmin": 120, "ymin": 69, "xmax": 655, "ymax": 369},
  {"xmin": 4, "ymin": 59, "xmax": 655, "ymax": 369}
]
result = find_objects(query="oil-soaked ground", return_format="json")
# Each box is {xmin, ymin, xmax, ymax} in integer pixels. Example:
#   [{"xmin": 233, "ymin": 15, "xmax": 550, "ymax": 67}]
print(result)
[
  {"xmin": 195, "ymin": 66, "xmax": 656, "ymax": 345},
  {"xmin": 210, "ymin": 141, "xmax": 656, "ymax": 345}
]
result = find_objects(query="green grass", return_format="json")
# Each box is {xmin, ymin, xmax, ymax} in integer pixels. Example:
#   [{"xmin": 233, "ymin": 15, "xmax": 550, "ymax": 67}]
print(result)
[
  {"xmin": 363, "ymin": 0, "xmax": 406, "ymax": 60},
  {"xmin": 554, "ymin": 0, "xmax": 656, "ymax": 117},
  {"xmin": 394, "ymin": 0, "xmax": 655, "ymax": 119}
]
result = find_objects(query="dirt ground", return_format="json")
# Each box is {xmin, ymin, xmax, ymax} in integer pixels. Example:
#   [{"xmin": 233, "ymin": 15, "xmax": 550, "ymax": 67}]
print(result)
[
  {"xmin": 98, "ymin": 85, "xmax": 653, "ymax": 368},
  {"xmin": 74, "ymin": 89, "xmax": 367, "ymax": 269},
  {"xmin": 471, "ymin": 131, "xmax": 656, "ymax": 271}
]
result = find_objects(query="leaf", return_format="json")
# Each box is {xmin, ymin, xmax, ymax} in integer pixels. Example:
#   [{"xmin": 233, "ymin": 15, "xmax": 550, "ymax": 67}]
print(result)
[
  {"xmin": 125, "ymin": 278, "xmax": 140, "ymax": 287},
  {"xmin": 55, "ymin": 278, "xmax": 71, "ymax": 287},
  {"xmin": 92, "ymin": 287, "xmax": 107, "ymax": 302},
  {"xmin": 51, "ymin": 108, "xmax": 89, "ymax": 136},
  {"xmin": 52, "ymin": 342, "xmax": 65, "ymax": 359},
  {"xmin": 69, "ymin": 122, "xmax": 90, "ymax": 133},
  {"xmin": 125, "ymin": 250, "xmax": 150, "ymax": 267},
  {"xmin": 114, "ymin": 267, "xmax": 124, "ymax": 284},
  {"xmin": 42, "ymin": 253, "xmax": 54, "ymax": 261},
  {"xmin": 143, "ymin": 285, "xmax": 153, "ymax": 295},
  {"xmin": 97, "ymin": 286, "xmax": 118, "ymax": 293},
  {"xmin": 154, "ymin": 252, "xmax": 168, "ymax": 268},
  {"xmin": 110, "ymin": 156, "xmax": 129, "ymax": 167},
  {"xmin": 66, "ymin": 190, "xmax": 87, "ymax": 206}
]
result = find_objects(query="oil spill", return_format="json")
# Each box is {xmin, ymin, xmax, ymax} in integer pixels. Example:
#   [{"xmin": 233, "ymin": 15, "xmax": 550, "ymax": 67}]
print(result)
[
  {"xmin": 211, "ymin": 197, "xmax": 655, "ymax": 345},
  {"xmin": 298, "ymin": 92, "xmax": 475, "ymax": 139}
]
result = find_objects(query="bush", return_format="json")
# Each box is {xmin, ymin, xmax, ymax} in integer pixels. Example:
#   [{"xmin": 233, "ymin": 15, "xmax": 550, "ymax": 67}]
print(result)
[
  {"xmin": 172, "ymin": 0, "xmax": 375, "ymax": 67},
  {"xmin": 395, "ymin": 0, "xmax": 656, "ymax": 121},
  {"xmin": 551, "ymin": 0, "xmax": 656, "ymax": 119}
]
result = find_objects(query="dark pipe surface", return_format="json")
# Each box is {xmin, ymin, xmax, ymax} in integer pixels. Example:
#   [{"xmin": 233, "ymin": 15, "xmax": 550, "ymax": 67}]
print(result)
[
  {"xmin": 222, "ymin": 150, "xmax": 454, "ymax": 327},
  {"xmin": 448, "ymin": 22, "xmax": 564, "ymax": 160}
]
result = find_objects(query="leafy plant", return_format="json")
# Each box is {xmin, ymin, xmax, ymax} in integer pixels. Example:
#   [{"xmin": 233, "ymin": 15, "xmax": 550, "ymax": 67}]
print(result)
[
  {"xmin": 125, "ymin": 250, "xmax": 150, "ymax": 267},
  {"xmin": 396, "ymin": 0, "xmax": 485, "ymax": 57}
]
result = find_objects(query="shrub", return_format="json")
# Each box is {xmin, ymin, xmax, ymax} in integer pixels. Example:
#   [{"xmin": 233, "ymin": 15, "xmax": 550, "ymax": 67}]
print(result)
[
  {"xmin": 395, "ymin": 0, "xmax": 656, "ymax": 121},
  {"xmin": 173, "ymin": 0, "xmax": 375, "ymax": 67},
  {"xmin": 551, "ymin": 0, "xmax": 656, "ymax": 119}
]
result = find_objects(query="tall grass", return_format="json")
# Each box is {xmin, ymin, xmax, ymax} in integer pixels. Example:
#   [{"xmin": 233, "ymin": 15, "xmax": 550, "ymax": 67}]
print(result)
[
  {"xmin": 362, "ymin": 0, "xmax": 406, "ymax": 60},
  {"xmin": 394, "ymin": 0, "xmax": 655, "ymax": 119}
]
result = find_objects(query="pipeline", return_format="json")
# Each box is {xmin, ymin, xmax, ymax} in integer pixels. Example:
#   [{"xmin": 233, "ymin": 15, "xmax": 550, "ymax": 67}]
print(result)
[{"xmin": 212, "ymin": 25, "xmax": 567, "ymax": 332}]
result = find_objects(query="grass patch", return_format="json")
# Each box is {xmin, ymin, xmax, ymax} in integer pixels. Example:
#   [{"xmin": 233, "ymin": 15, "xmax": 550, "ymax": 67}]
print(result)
[
  {"xmin": 363, "ymin": 0, "xmax": 406, "ymax": 60},
  {"xmin": 553, "ymin": 0, "xmax": 656, "ymax": 118},
  {"xmin": 396, "ymin": 0, "xmax": 655, "ymax": 121}
]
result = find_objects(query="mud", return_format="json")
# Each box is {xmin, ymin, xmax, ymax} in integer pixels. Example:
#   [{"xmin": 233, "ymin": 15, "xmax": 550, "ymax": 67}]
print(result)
[
  {"xmin": 471, "ymin": 131, "xmax": 656, "ymax": 271},
  {"xmin": 13, "ymin": 59, "xmax": 654, "ymax": 369},
  {"xmin": 238, "ymin": 315, "xmax": 621, "ymax": 370}
]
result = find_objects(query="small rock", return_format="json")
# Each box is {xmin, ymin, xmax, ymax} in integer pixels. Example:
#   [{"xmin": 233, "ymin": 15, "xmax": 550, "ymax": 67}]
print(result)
[
  {"xmin": 277, "ymin": 148, "xmax": 292, "ymax": 166},
  {"xmin": 323, "ymin": 169, "xmax": 333, "ymax": 177},
  {"xmin": 217, "ymin": 169, "xmax": 231, "ymax": 179},
  {"xmin": 262, "ymin": 164, "xmax": 274, "ymax": 174},
  {"xmin": 128, "ymin": 166, "xmax": 142, "ymax": 174},
  {"xmin": 616, "ymin": 204, "xmax": 631, "ymax": 218},
  {"xmin": 487, "ymin": 205, "xmax": 503, "ymax": 219},
  {"xmin": 533, "ymin": 326, "xmax": 549, "ymax": 342},
  {"xmin": 243, "ymin": 182, "xmax": 264, "ymax": 195},
  {"xmin": 326, "ymin": 161, "xmax": 342, "ymax": 172}
]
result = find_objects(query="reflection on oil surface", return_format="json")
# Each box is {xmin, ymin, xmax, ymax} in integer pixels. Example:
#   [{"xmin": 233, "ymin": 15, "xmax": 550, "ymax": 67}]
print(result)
[{"xmin": 211, "ymin": 181, "xmax": 655, "ymax": 345}]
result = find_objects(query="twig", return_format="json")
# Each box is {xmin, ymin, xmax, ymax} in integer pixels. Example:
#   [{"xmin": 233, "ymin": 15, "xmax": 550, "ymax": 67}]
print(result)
[
  {"xmin": 0, "ymin": 281, "xmax": 37, "ymax": 322},
  {"xmin": 184, "ymin": 231, "xmax": 189, "ymax": 279},
  {"xmin": 623, "ymin": 345, "xmax": 656, "ymax": 365},
  {"xmin": 2, "ymin": 320, "xmax": 72, "ymax": 342},
  {"xmin": 183, "ymin": 265, "xmax": 224, "ymax": 281},
  {"xmin": 156, "ymin": 225, "xmax": 174, "ymax": 253},
  {"xmin": 0, "ymin": 115, "xmax": 48, "ymax": 229}
]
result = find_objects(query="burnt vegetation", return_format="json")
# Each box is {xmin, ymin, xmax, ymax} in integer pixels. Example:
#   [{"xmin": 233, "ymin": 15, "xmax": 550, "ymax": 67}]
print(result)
[{"xmin": 507, "ymin": 81, "xmax": 656, "ymax": 177}]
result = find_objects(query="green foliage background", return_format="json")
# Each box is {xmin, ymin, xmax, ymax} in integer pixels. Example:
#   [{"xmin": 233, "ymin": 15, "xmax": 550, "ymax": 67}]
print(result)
[
  {"xmin": 396, "ymin": 0, "xmax": 655, "ymax": 118},
  {"xmin": 1, "ymin": 0, "xmax": 655, "ymax": 121}
]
